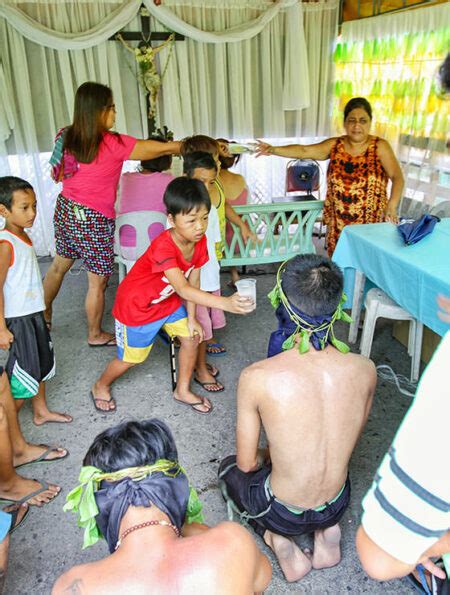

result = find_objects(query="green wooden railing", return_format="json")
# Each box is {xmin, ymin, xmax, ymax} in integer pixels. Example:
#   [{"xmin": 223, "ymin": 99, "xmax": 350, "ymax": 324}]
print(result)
[{"xmin": 220, "ymin": 200, "xmax": 324, "ymax": 266}]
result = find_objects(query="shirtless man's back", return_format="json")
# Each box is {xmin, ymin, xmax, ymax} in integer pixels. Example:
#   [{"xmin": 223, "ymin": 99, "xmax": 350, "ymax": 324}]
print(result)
[
  {"xmin": 219, "ymin": 253, "xmax": 376, "ymax": 582},
  {"xmin": 53, "ymin": 520, "xmax": 270, "ymax": 595}
]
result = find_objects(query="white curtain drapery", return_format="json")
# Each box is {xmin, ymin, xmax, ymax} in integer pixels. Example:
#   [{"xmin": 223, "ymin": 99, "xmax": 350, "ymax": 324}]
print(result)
[{"xmin": 0, "ymin": 0, "xmax": 338, "ymax": 254}]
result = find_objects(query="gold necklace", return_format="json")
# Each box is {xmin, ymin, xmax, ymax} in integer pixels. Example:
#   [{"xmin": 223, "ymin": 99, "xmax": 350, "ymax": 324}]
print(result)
[{"xmin": 115, "ymin": 519, "xmax": 180, "ymax": 550}]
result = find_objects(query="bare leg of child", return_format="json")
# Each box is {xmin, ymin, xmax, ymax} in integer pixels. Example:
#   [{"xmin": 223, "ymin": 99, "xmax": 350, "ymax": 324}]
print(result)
[
  {"xmin": 0, "ymin": 504, "xmax": 29, "ymax": 592},
  {"xmin": 174, "ymin": 336, "xmax": 211, "ymax": 413},
  {"xmin": 91, "ymin": 358, "xmax": 135, "ymax": 411},
  {"xmin": 230, "ymin": 266, "xmax": 240, "ymax": 285},
  {"xmin": 0, "ymin": 373, "xmax": 67, "ymax": 467},
  {"xmin": 43, "ymin": 254, "xmax": 74, "ymax": 329},
  {"xmin": 0, "ymin": 404, "xmax": 60, "ymax": 506},
  {"xmin": 263, "ymin": 530, "xmax": 312, "ymax": 582},
  {"xmin": 32, "ymin": 382, "xmax": 72, "ymax": 426},
  {"xmin": 312, "ymin": 524, "xmax": 342, "ymax": 569},
  {"xmin": 85, "ymin": 272, "xmax": 115, "ymax": 346},
  {"xmin": 194, "ymin": 342, "xmax": 223, "ymax": 392}
]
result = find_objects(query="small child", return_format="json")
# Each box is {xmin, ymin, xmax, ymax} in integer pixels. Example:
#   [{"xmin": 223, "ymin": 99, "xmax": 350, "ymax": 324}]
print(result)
[
  {"xmin": 91, "ymin": 177, "xmax": 254, "ymax": 415},
  {"xmin": 0, "ymin": 176, "xmax": 72, "ymax": 426},
  {"xmin": 184, "ymin": 152, "xmax": 226, "ymax": 393}
]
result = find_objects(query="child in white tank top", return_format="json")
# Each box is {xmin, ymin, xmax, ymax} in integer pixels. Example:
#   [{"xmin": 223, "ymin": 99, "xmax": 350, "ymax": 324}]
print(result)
[{"xmin": 0, "ymin": 176, "xmax": 72, "ymax": 426}]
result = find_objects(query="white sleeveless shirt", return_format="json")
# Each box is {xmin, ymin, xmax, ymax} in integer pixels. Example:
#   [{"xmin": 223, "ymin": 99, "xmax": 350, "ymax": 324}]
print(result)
[{"xmin": 0, "ymin": 229, "xmax": 45, "ymax": 318}]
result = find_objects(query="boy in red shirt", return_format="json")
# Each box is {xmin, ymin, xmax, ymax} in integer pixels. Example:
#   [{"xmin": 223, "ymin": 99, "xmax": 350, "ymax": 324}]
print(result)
[{"xmin": 91, "ymin": 177, "xmax": 254, "ymax": 414}]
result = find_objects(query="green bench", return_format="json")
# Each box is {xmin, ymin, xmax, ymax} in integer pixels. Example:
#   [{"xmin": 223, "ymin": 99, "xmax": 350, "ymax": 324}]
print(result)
[{"xmin": 220, "ymin": 200, "xmax": 324, "ymax": 266}]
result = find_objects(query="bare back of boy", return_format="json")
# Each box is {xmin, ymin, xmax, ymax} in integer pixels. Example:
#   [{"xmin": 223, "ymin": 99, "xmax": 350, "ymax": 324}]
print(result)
[
  {"xmin": 236, "ymin": 345, "xmax": 376, "ymax": 579},
  {"xmin": 53, "ymin": 522, "xmax": 270, "ymax": 594}
]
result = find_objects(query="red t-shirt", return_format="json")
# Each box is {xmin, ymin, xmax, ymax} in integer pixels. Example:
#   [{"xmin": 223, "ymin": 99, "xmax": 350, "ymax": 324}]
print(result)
[
  {"xmin": 62, "ymin": 132, "xmax": 137, "ymax": 218},
  {"xmin": 113, "ymin": 229, "xmax": 208, "ymax": 326}
]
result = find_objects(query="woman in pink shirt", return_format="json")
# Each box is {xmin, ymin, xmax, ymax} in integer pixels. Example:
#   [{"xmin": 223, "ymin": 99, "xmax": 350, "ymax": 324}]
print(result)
[
  {"xmin": 43, "ymin": 82, "xmax": 181, "ymax": 349},
  {"xmin": 117, "ymin": 134, "xmax": 174, "ymax": 259}
]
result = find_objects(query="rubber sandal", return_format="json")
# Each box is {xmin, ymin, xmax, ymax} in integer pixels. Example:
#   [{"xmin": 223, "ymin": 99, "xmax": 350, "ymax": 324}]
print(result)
[
  {"xmin": 0, "ymin": 479, "xmax": 60, "ymax": 507},
  {"xmin": 206, "ymin": 342, "xmax": 227, "ymax": 357},
  {"xmin": 88, "ymin": 338, "xmax": 116, "ymax": 347},
  {"xmin": 5, "ymin": 504, "xmax": 30, "ymax": 535},
  {"xmin": 90, "ymin": 391, "xmax": 116, "ymax": 413},
  {"xmin": 15, "ymin": 445, "xmax": 69, "ymax": 469},
  {"xmin": 194, "ymin": 377, "xmax": 225, "ymax": 393},
  {"xmin": 173, "ymin": 396, "xmax": 213, "ymax": 415}
]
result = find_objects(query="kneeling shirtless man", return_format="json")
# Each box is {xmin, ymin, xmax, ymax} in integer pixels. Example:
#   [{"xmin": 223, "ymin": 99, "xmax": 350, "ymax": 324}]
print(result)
[{"xmin": 219, "ymin": 254, "xmax": 376, "ymax": 582}]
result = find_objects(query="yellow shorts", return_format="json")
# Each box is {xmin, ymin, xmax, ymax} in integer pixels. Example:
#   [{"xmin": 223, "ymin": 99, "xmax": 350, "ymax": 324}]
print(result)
[{"xmin": 115, "ymin": 305, "xmax": 191, "ymax": 364}]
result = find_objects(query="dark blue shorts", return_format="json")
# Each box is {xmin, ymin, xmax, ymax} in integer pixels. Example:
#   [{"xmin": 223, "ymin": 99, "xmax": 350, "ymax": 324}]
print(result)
[{"xmin": 218, "ymin": 455, "xmax": 351, "ymax": 538}]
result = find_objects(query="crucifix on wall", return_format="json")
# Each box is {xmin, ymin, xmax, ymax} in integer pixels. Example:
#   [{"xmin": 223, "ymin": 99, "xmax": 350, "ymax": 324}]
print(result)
[{"xmin": 111, "ymin": 5, "xmax": 184, "ymax": 135}]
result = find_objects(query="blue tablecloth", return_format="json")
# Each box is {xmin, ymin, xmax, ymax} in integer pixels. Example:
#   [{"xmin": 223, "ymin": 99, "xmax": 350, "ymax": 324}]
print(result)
[{"xmin": 332, "ymin": 219, "xmax": 450, "ymax": 336}]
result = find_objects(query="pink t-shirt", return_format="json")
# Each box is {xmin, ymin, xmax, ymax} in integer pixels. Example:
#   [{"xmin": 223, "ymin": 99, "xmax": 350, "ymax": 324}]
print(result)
[
  {"xmin": 117, "ymin": 171, "xmax": 174, "ymax": 215},
  {"xmin": 62, "ymin": 132, "xmax": 137, "ymax": 219}
]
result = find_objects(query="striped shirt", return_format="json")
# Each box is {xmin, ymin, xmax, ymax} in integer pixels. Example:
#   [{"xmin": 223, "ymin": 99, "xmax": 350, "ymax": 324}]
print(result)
[{"xmin": 361, "ymin": 332, "xmax": 450, "ymax": 565}]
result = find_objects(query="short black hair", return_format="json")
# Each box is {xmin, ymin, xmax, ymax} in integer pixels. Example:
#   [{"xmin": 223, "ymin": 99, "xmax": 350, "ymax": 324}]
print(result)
[
  {"xmin": 164, "ymin": 177, "xmax": 211, "ymax": 217},
  {"xmin": 343, "ymin": 97, "xmax": 372, "ymax": 121},
  {"xmin": 281, "ymin": 254, "xmax": 343, "ymax": 316},
  {"xmin": 183, "ymin": 151, "xmax": 218, "ymax": 177},
  {"xmin": 0, "ymin": 176, "xmax": 33, "ymax": 210},
  {"xmin": 83, "ymin": 419, "xmax": 178, "ymax": 472},
  {"xmin": 140, "ymin": 134, "xmax": 172, "ymax": 173}
]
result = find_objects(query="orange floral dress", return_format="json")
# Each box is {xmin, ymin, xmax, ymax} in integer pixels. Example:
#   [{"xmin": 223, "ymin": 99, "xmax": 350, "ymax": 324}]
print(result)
[{"xmin": 323, "ymin": 136, "xmax": 388, "ymax": 256}]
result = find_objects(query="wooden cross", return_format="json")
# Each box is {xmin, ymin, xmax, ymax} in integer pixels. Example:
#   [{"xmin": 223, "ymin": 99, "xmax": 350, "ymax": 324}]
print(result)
[{"xmin": 110, "ymin": 4, "xmax": 184, "ymax": 135}]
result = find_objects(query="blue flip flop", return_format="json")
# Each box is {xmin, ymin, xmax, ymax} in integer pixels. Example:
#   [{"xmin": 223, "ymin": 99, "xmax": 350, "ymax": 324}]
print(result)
[{"xmin": 206, "ymin": 342, "xmax": 227, "ymax": 357}]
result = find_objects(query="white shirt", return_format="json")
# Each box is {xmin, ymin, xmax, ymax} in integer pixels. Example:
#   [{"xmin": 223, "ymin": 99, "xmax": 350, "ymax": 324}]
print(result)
[
  {"xmin": 200, "ymin": 205, "xmax": 221, "ymax": 292},
  {"xmin": 0, "ymin": 229, "xmax": 45, "ymax": 318},
  {"xmin": 361, "ymin": 332, "xmax": 450, "ymax": 565}
]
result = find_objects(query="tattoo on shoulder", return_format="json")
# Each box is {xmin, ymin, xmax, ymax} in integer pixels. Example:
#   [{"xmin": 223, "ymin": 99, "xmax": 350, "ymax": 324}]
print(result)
[{"xmin": 64, "ymin": 578, "xmax": 84, "ymax": 594}]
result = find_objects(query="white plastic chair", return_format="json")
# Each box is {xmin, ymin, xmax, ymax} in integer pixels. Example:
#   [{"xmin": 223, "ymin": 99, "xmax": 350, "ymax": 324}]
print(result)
[
  {"xmin": 115, "ymin": 210, "xmax": 167, "ymax": 281},
  {"xmin": 360, "ymin": 288, "xmax": 423, "ymax": 383}
]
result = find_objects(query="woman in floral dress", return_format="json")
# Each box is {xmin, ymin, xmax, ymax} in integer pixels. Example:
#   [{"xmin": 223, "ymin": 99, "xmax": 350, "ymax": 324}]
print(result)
[{"xmin": 256, "ymin": 97, "xmax": 404, "ymax": 256}]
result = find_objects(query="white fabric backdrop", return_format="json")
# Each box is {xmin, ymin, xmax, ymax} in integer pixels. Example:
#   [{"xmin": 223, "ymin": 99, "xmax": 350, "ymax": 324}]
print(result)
[{"xmin": 0, "ymin": 0, "xmax": 338, "ymax": 254}]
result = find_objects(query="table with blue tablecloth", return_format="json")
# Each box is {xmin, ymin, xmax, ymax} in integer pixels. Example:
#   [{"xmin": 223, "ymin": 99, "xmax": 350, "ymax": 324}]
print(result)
[{"xmin": 332, "ymin": 219, "xmax": 450, "ymax": 342}]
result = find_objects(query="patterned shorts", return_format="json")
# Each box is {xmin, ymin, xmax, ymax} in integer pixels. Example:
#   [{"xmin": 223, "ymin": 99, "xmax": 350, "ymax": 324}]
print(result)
[{"xmin": 54, "ymin": 194, "xmax": 115, "ymax": 276}]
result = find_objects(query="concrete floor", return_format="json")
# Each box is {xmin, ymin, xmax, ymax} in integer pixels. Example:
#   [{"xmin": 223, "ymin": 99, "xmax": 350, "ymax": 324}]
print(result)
[{"xmin": 3, "ymin": 259, "xmax": 417, "ymax": 594}]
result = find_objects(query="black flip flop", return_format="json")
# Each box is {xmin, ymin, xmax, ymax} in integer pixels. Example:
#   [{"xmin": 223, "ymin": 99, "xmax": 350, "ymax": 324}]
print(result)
[
  {"xmin": 173, "ymin": 396, "xmax": 213, "ymax": 415},
  {"xmin": 5, "ymin": 504, "xmax": 30, "ymax": 535},
  {"xmin": 15, "ymin": 445, "xmax": 69, "ymax": 470},
  {"xmin": 194, "ymin": 378, "xmax": 225, "ymax": 393},
  {"xmin": 0, "ymin": 479, "xmax": 60, "ymax": 507},
  {"xmin": 90, "ymin": 391, "xmax": 116, "ymax": 413}
]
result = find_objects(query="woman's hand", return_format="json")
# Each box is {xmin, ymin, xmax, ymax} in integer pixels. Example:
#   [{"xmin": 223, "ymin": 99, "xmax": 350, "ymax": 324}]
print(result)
[
  {"xmin": 254, "ymin": 140, "xmax": 274, "ymax": 158},
  {"xmin": 384, "ymin": 203, "xmax": 399, "ymax": 224}
]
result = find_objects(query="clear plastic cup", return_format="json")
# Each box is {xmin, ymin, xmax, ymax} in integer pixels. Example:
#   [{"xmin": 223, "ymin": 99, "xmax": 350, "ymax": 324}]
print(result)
[{"xmin": 235, "ymin": 278, "xmax": 257, "ymax": 307}]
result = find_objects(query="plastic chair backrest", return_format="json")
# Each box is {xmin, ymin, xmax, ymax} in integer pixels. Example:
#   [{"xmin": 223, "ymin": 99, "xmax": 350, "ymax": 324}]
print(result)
[
  {"xmin": 115, "ymin": 210, "xmax": 167, "ymax": 260},
  {"xmin": 429, "ymin": 200, "xmax": 450, "ymax": 219}
]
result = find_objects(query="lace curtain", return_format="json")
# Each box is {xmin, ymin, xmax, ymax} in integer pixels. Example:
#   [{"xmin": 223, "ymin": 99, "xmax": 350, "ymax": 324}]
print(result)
[
  {"xmin": 0, "ymin": 0, "xmax": 338, "ymax": 254},
  {"xmin": 333, "ymin": 3, "xmax": 450, "ymax": 217}
]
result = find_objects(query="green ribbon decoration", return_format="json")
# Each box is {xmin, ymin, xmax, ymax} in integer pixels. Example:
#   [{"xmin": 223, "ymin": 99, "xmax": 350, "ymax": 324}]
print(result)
[
  {"xmin": 64, "ymin": 459, "xmax": 204, "ymax": 549},
  {"xmin": 267, "ymin": 258, "xmax": 352, "ymax": 355}
]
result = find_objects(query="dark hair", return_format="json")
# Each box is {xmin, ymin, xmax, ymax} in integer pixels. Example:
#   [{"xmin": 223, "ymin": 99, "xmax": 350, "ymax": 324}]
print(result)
[
  {"xmin": 183, "ymin": 151, "xmax": 218, "ymax": 177},
  {"xmin": 216, "ymin": 138, "xmax": 241, "ymax": 170},
  {"xmin": 164, "ymin": 177, "xmax": 211, "ymax": 216},
  {"xmin": 64, "ymin": 81, "xmax": 116, "ymax": 163},
  {"xmin": 0, "ymin": 176, "xmax": 33, "ymax": 210},
  {"xmin": 439, "ymin": 53, "xmax": 450, "ymax": 93},
  {"xmin": 83, "ymin": 419, "xmax": 178, "ymax": 472},
  {"xmin": 281, "ymin": 254, "xmax": 343, "ymax": 316},
  {"xmin": 343, "ymin": 97, "xmax": 372, "ymax": 121},
  {"xmin": 181, "ymin": 135, "xmax": 219, "ymax": 157},
  {"xmin": 140, "ymin": 134, "xmax": 172, "ymax": 173}
]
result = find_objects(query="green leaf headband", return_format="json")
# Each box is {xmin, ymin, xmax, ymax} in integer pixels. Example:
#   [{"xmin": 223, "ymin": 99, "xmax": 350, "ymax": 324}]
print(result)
[
  {"xmin": 267, "ymin": 258, "xmax": 352, "ymax": 354},
  {"xmin": 64, "ymin": 459, "xmax": 204, "ymax": 549}
]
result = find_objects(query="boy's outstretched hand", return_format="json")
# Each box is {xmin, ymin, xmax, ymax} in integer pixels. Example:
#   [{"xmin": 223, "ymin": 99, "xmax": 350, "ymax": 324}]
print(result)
[
  {"xmin": 227, "ymin": 293, "xmax": 255, "ymax": 314},
  {"xmin": 0, "ymin": 327, "xmax": 13, "ymax": 350}
]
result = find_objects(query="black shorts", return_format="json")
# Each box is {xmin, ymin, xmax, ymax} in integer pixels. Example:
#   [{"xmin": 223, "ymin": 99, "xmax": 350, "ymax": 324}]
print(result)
[
  {"xmin": 218, "ymin": 456, "xmax": 351, "ymax": 538},
  {"xmin": 5, "ymin": 312, "xmax": 55, "ymax": 399}
]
